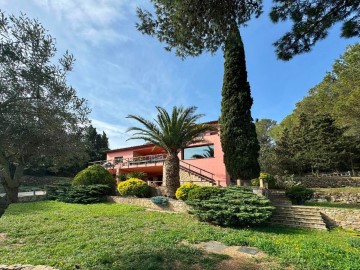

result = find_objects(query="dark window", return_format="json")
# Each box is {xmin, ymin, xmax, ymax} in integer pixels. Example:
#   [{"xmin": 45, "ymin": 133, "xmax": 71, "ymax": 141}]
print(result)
[{"xmin": 183, "ymin": 144, "xmax": 214, "ymax": 160}]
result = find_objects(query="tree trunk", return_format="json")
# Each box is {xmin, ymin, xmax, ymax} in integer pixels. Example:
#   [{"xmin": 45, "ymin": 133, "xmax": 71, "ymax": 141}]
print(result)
[
  {"xmin": 0, "ymin": 195, "xmax": 9, "ymax": 218},
  {"xmin": 0, "ymin": 160, "xmax": 24, "ymax": 203},
  {"xmin": 164, "ymin": 153, "xmax": 180, "ymax": 198}
]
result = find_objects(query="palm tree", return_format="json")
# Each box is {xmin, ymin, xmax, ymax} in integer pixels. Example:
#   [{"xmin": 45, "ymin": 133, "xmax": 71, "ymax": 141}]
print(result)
[
  {"xmin": 191, "ymin": 145, "xmax": 214, "ymax": 159},
  {"xmin": 127, "ymin": 106, "xmax": 216, "ymax": 197}
]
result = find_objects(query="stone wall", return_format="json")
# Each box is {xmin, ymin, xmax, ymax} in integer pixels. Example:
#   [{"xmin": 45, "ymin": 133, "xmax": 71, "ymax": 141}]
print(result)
[
  {"xmin": 296, "ymin": 177, "xmax": 360, "ymax": 188},
  {"xmin": 18, "ymin": 195, "xmax": 46, "ymax": 203},
  {"xmin": 107, "ymin": 196, "xmax": 190, "ymax": 213},
  {"xmin": 319, "ymin": 208, "xmax": 360, "ymax": 231},
  {"xmin": 312, "ymin": 192, "xmax": 360, "ymax": 204},
  {"xmin": 0, "ymin": 265, "xmax": 56, "ymax": 270}
]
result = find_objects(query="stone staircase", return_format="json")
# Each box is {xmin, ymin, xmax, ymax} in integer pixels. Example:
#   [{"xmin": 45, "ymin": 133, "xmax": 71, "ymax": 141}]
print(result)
[
  {"xmin": 179, "ymin": 161, "xmax": 216, "ymax": 186},
  {"xmin": 267, "ymin": 190, "xmax": 328, "ymax": 230}
]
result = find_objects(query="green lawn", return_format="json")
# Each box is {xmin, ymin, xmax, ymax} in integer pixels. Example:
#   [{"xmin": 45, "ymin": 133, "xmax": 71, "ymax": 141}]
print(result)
[
  {"xmin": 312, "ymin": 187, "xmax": 360, "ymax": 194},
  {"xmin": 1, "ymin": 202, "xmax": 360, "ymax": 270}
]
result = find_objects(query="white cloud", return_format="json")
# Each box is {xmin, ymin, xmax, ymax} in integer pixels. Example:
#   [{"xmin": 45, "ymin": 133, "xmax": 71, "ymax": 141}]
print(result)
[{"xmin": 33, "ymin": 0, "xmax": 133, "ymax": 44}]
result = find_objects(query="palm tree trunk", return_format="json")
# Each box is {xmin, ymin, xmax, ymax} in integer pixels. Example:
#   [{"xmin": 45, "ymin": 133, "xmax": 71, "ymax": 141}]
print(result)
[{"xmin": 164, "ymin": 153, "xmax": 180, "ymax": 197}]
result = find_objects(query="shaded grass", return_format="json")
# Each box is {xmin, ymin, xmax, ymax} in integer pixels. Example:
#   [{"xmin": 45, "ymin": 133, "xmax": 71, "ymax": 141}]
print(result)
[
  {"xmin": 0, "ymin": 201, "xmax": 359, "ymax": 270},
  {"xmin": 305, "ymin": 201, "xmax": 360, "ymax": 209}
]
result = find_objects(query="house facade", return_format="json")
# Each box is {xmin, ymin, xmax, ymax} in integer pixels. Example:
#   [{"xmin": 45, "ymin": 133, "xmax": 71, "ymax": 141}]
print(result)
[{"xmin": 103, "ymin": 121, "xmax": 230, "ymax": 187}]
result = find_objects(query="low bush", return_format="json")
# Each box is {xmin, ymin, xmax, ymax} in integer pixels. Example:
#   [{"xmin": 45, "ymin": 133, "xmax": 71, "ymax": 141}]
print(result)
[
  {"xmin": 251, "ymin": 173, "xmax": 276, "ymax": 188},
  {"xmin": 175, "ymin": 183, "xmax": 198, "ymax": 201},
  {"xmin": 45, "ymin": 184, "xmax": 111, "ymax": 204},
  {"xmin": 285, "ymin": 186, "xmax": 314, "ymax": 204},
  {"xmin": 187, "ymin": 186, "xmax": 273, "ymax": 227},
  {"xmin": 151, "ymin": 196, "xmax": 169, "ymax": 206},
  {"xmin": 187, "ymin": 186, "xmax": 223, "ymax": 201},
  {"xmin": 117, "ymin": 178, "xmax": 150, "ymax": 198},
  {"xmin": 72, "ymin": 164, "xmax": 115, "ymax": 189}
]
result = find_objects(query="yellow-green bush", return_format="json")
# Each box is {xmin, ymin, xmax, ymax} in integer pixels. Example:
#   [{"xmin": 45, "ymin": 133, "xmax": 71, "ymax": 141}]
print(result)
[
  {"xmin": 117, "ymin": 178, "xmax": 150, "ymax": 197},
  {"xmin": 72, "ymin": 164, "xmax": 115, "ymax": 188},
  {"xmin": 175, "ymin": 183, "xmax": 198, "ymax": 201}
]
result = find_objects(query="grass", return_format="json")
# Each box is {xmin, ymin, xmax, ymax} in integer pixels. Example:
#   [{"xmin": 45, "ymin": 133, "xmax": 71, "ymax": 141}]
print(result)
[
  {"xmin": 0, "ymin": 202, "xmax": 359, "ymax": 270},
  {"xmin": 304, "ymin": 201, "xmax": 360, "ymax": 209}
]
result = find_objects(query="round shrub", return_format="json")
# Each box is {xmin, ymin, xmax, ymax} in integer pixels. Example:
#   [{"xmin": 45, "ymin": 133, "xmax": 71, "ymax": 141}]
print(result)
[
  {"xmin": 285, "ymin": 186, "xmax": 314, "ymax": 205},
  {"xmin": 187, "ymin": 186, "xmax": 274, "ymax": 227},
  {"xmin": 175, "ymin": 182, "xmax": 198, "ymax": 201},
  {"xmin": 117, "ymin": 178, "xmax": 150, "ymax": 198},
  {"xmin": 187, "ymin": 186, "xmax": 223, "ymax": 201},
  {"xmin": 72, "ymin": 164, "xmax": 115, "ymax": 188},
  {"xmin": 151, "ymin": 196, "xmax": 169, "ymax": 206}
]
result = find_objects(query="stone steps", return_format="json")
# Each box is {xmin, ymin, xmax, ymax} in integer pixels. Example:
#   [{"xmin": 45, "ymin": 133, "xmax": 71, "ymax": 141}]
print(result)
[{"xmin": 270, "ymin": 205, "xmax": 328, "ymax": 230}]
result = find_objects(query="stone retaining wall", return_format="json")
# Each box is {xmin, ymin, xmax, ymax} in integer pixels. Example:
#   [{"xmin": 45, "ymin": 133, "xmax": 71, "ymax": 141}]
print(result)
[
  {"xmin": 312, "ymin": 192, "xmax": 360, "ymax": 204},
  {"xmin": 296, "ymin": 177, "xmax": 360, "ymax": 188},
  {"xmin": 319, "ymin": 208, "xmax": 360, "ymax": 231},
  {"xmin": 18, "ymin": 195, "xmax": 46, "ymax": 203},
  {"xmin": 107, "ymin": 196, "xmax": 190, "ymax": 213},
  {"xmin": 0, "ymin": 265, "xmax": 56, "ymax": 270}
]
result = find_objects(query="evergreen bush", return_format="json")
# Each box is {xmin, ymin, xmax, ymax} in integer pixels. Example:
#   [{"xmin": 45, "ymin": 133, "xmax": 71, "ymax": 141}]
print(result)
[
  {"xmin": 285, "ymin": 186, "xmax": 314, "ymax": 204},
  {"xmin": 45, "ymin": 184, "xmax": 111, "ymax": 204},
  {"xmin": 117, "ymin": 178, "xmax": 150, "ymax": 197},
  {"xmin": 187, "ymin": 186, "xmax": 223, "ymax": 201},
  {"xmin": 175, "ymin": 183, "xmax": 198, "ymax": 201},
  {"xmin": 187, "ymin": 186, "xmax": 273, "ymax": 227},
  {"xmin": 72, "ymin": 164, "xmax": 115, "ymax": 188},
  {"xmin": 151, "ymin": 196, "xmax": 169, "ymax": 206}
]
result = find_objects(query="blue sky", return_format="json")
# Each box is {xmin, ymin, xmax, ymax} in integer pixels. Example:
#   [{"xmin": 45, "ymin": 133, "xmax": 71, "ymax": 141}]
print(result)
[{"xmin": 2, "ymin": 0, "xmax": 357, "ymax": 149}]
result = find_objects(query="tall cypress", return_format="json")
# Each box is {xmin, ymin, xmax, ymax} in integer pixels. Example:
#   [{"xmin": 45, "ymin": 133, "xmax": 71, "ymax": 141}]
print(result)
[{"xmin": 220, "ymin": 26, "xmax": 260, "ymax": 181}]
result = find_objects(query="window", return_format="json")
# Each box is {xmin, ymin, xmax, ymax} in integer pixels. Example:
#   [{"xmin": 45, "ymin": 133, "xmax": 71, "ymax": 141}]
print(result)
[{"xmin": 183, "ymin": 144, "xmax": 214, "ymax": 160}]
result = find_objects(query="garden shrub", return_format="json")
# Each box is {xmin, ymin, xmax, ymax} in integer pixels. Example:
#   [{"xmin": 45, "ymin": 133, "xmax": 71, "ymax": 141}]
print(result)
[
  {"xmin": 151, "ymin": 196, "xmax": 169, "ymax": 206},
  {"xmin": 285, "ymin": 186, "xmax": 314, "ymax": 204},
  {"xmin": 187, "ymin": 186, "xmax": 273, "ymax": 227},
  {"xmin": 187, "ymin": 186, "xmax": 223, "ymax": 201},
  {"xmin": 175, "ymin": 182, "xmax": 198, "ymax": 201},
  {"xmin": 251, "ymin": 173, "xmax": 276, "ymax": 188},
  {"xmin": 72, "ymin": 164, "xmax": 115, "ymax": 188},
  {"xmin": 45, "ymin": 184, "xmax": 111, "ymax": 204},
  {"xmin": 117, "ymin": 178, "xmax": 150, "ymax": 197}
]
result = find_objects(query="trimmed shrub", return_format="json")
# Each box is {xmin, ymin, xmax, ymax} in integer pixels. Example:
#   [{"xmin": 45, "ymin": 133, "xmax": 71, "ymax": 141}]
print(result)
[
  {"xmin": 117, "ymin": 178, "xmax": 150, "ymax": 198},
  {"xmin": 72, "ymin": 164, "xmax": 115, "ymax": 188},
  {"xmin": 175, "ymin": 183, "xmax": 198, "ymax": 201},
  {"xmin": 285, "ymin": 186, "xmax": 314, "ymax": 204},
  {"xmin": 151, "ymin": 196, "xmax": 169, "ymax": 206},
  {"xmin": 251, "ymin": 173, "xmax": 276, "ymax": 188},
  {"xmin": 45, "ymin": 184, "xmax": 111, "ymax": 204},
  {"xmin": 187, "ymin": 186, "xmax": 223, "ymax": 201},
  {"xmin": 126, "ymin": 171, "xmax": 147, "ymax": 180},
  {"xmin": 187, "ymin": 186, "xmax": 274, "ymax": 227}
]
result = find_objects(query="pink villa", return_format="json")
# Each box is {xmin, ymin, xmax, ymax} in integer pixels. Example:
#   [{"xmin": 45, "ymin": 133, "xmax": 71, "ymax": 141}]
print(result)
[{"xmin": 103, "ymin": 121, "xmax": 231, "ymax": 187}]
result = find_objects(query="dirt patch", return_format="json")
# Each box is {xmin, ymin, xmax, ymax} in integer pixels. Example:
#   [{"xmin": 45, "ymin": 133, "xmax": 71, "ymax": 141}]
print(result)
[
  {"xmin": 0, "ymin": 233, "xmax": 7, "ymax": 243},
  {"xmin": 181, "ymin": 240, "xmax": 291, "ymax": 270}
]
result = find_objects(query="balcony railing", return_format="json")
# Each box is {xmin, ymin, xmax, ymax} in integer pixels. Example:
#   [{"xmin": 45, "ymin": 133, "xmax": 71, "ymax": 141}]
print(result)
[{"xmin": 89, "ymin": 153, "xmax": 167, "ymax": 169}]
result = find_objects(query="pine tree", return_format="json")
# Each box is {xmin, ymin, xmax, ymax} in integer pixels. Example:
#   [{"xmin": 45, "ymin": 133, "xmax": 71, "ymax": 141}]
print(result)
[{"xmin": 220, "ymin": 26, "xmax": 260, "ymax": 181}]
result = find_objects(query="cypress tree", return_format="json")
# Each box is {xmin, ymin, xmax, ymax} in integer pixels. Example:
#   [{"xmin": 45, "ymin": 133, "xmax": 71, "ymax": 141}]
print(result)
[{"xmin": 220, "ymin": 26, "xmax": 260, "ymax": 181}]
